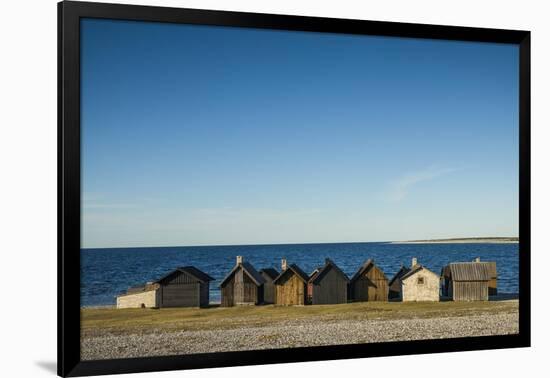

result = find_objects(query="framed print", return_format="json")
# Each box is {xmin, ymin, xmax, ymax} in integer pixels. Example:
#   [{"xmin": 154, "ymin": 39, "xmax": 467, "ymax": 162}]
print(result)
[{"xmin": 58, "ymin": 1, "xmax": 531, "ymax": 376}]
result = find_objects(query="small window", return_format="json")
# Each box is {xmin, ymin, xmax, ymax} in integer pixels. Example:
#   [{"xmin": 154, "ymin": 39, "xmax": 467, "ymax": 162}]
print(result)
[{"xmin": 417, "ymin": 277, "xmax": 425, "ymax": 285}]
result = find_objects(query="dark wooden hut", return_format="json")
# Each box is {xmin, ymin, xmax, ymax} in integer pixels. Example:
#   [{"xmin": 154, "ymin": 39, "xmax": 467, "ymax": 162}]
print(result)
[
  {"xmin": 259, "ymin": 268, "xmax": 279, "ymax": 304},
  {"xmin": 220, "ymin": 256, "xmax": 265, "ymax": 306},
  {"xmin": 307, "ymin": 267, "xmax": 322, "ymax": 300},
  {"xmin": 349, "ymin": 259, "xmax": 388, "ymax": 302},
  {"xmin": 308, "ymin": 258, "xmax": 349, "ymax": 305},
  {"xmin": 388, "ymin": 265, "xmax": 411, "ymax": 300},
  {"xmin": 441, "ymin": 261, "xmax": 492, "ymax": 301},
  {"xmin": 155, "ymin": 266, "xmax": 214, "ymax": 308},
  {"xmin": 273, "ymin": 259, "xmax": 310, "ymax": 306}
]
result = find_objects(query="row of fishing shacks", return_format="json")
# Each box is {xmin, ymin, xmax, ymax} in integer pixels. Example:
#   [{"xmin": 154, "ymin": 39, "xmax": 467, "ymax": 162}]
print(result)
[{"xmin": 116, "ymin": 256, "xmax": 497, "ymax": 309}]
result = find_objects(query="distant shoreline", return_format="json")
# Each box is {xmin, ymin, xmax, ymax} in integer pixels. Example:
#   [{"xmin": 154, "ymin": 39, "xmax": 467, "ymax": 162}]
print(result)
[{"xmin": 390, "ymin": 237, "xmax": 518, "ymax": 244}]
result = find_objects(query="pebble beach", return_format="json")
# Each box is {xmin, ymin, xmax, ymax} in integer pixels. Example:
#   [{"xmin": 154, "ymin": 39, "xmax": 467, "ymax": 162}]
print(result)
[{"xmin": 81, "ymin": 299, "xmax": 519, "ymax": 360}]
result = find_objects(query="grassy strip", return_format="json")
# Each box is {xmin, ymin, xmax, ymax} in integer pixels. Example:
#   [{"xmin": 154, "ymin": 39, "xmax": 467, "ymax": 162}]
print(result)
[{"xmin": 81, "ymin": 300, "xmax": 518, "ymax": 336}]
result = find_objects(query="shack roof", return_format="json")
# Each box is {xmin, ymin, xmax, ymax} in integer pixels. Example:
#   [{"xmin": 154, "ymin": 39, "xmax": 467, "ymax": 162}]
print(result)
[
  {"xmin": 118, "ymin": 282, "xmax": 159, "ymax": 297},
  {"xmin": 220, "ymin": 261, "xmax": 266, "ymax": 287},
  {"xmin": 273, "ymin": 263, "xmax": 310, "ymax": 284},
  {"xmin": 388, "ymin": 265, "xmax": 411, "ymax": 286},
  {"xmin": 259, "ymin": 268, "xmax": 279, "ymax": 281},
  {"xmin": 309, "ymin": 259, "xmax": 350, "ymax": 284},
  {"xmin": 448, "ymin": 262, "xmax": 491, "ymax": 281},
  {"xmin": 155, "ymin": 266, "xmax": 214, "ymax": 284},
  {"xmin": 350, "ymin": 259, "xmax": 387, "ymax": 283},
  {"xmin": 400, "ymin": 264, "xmax": 438, "ymax": 281}
]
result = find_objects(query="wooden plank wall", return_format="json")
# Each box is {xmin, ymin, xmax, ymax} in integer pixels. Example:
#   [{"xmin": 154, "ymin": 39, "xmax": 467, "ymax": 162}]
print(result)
[
  {"xmin": 160, "ymin": 282, "xmax": 199, "ymax": 307},
  {"xmin": 452, "ymin": 281, "xmax": 489, "ymax": 301},
  {"xmin": 262, "ymin": 274, "xmax": 276, "ymax": 304},
  {"xmin": 221, "ymin": 275, "xmax": 235, "ymax": 307},
  {"xmin": 351, "ymin": 266, "xmax": 388, "ymax": 302},
  {"xmin": 388, "ymin": 278, "xmax": 402, "ymax": 299},
  {"xmin": 200, "ymin": 282, "xmax": 209, "ymax": 307},
  {"xmin": 276, "ymin": 273, "xmax": 306, "ymax": 305},
  {"xmin": 488, "ymin": 262, "xmax": 498, "ymax": 295},
  {"xmin": 240, "ymin": 273, "xmax": 259, "ymax": 304},
  {"xmin": 312, "ymin": 267, "xmax": 347, "ymax": 304}
]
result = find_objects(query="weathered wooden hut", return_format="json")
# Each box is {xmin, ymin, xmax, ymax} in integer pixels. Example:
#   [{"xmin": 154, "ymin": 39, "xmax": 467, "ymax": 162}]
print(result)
[
  {"xmin": 388, "ymin": 265, "xmax": 411, "ymax": 300},
  {"xmin": 308, "ymin": 258, "xmax": 349, "ymax": 305},
  {"xmin": 116, "ymin": 266, "xmax": 214, "ymax": 309},
  {"xmin": 349, "ymin": 259, "xmax": 388, "ymax": 302},
  {"xmin": 155, "ymin": 266, "xmax": 214, "ymax": 308},
  {"xmin": 273, "ymin": 259, "xmax": 310, "ymax": 306},
  {"xmin": 472, "ymin": 257, "xmax": 498, "ymax": 295},
  {"xmin": 441, "ymin": 260, "xmax": 492, "ymax": 301},
  {"xmin": 307, "ymin": 267, "xmax": 322, "ymax": 300},
  {"xmin": 220, "ymin": 256, "xmax": 265, "ymax": 306},
  {"xmin": 259, "ymin": 268, "xmax": 279, "ymax": 304},
  {"xmin": 394, "ymin": 258, "xmax": 439, "ymax": 302}
]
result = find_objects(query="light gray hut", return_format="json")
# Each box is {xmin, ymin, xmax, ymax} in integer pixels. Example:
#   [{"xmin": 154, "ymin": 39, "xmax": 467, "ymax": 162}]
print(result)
[{"xmin": 391, "ymin": 258, "xmax": 439, "ymax": 302}]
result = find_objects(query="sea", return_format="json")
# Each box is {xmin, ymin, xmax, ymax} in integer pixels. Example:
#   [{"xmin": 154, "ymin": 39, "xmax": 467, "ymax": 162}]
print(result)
[{"xmin": 80, "ymin": 242, "xmax": 519, "ymax": 307}]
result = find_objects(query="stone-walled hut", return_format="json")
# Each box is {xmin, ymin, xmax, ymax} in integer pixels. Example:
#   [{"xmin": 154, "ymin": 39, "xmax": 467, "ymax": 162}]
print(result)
[{"xmin": 398, "ymin": 258, "xmax": 440, "ymax": 302}]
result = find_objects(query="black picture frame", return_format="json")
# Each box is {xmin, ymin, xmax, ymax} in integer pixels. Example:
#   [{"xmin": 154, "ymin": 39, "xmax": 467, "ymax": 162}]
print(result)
[{"xmin": 58, "ymin": 1, "xmax": 531, "ymax": 376}]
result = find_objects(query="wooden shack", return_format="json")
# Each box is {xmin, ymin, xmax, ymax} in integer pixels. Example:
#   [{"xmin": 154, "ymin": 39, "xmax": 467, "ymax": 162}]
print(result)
[
  {"xmin": 220, "ymin": 256, "xmax": 265, "ymax": 306},
  {"xmin": 349, "ymin": 259, "xmax": 388, "ymax": 302},
  {"xmin": 396, "ymin": 258, "xmax": 439, "ymax": 302},
  {"xmin": 308, "ymin": 258, "xmax": 349, "ymax": 305},
  {"xmin": 473, "ymin": 257, "xmax": 498, "ymax": 295},
  {"xmin": 441, "ymin": 260, "xmax": 492, "ymax": 301},
  {"xmin": 155, "ymin": 266, "xmax": 214, "ymax": 308},
  {"xmin": 116, "ymin": 266, "xmax": 214, "ymax": 309},
  {"xmin": 273, "ymin": 259, "xmax": 310, "ymax": 305},
  {"xmin": 259, "ymin": 268, "xmax": 279, "ymax": 304},
  {"xmin": 388, "ymin": 265, "xmax": 411, "ymax": 300}
]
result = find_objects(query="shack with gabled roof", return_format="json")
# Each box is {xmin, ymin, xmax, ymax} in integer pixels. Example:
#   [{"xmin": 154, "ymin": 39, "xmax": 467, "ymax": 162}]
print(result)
[
  {"xmin": 116, "ymin": 266, "xmax": 214, "ymax": 309},
  {"xmin": 441, "ymin": 259, "xmax": 493, "ymax": 301},
  {"xmin": 388, "ymin": 265, "xmax": 411, "ymax": 300},
  {"xmin": 273, "ymin": 259, "xmax": 309, "ymax": 305},
  {"xmin": 259, "ymin": 268, "xmax": 279, "ymax": 304},
  {"xmin": 389, "ymin": 258, "xmax": 439, "ymax": 302},
  {"xmin": 308, "ymin": 258, "xmax": 349, "ymax": 305},
  {"xmin": 220, "ymin": 256, "xmax": 265, "ymax": 306},
  {"xmin": 400, "ymin": 258, "xmax": 439, "ymax": 302},
  {"xmin": 349, "ymin": 259, "xmax": 388, "ymax": 302}
]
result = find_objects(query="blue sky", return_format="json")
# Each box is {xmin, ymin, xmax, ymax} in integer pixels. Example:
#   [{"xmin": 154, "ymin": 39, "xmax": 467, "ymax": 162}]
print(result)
[{"xmin": 81, "ymin": 18, "xmax": 519, "ymax": 248}]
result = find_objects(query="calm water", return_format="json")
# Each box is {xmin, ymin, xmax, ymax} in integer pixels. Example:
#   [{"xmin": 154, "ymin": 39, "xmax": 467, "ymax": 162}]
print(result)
[{"xmin": 81, "ymin": 242, "xmax": 519, "ymax": 306}]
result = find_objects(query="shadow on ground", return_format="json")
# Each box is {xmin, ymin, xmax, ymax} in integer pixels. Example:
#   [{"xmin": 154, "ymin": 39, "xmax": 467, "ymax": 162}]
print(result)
[{"xmin": 35, "ymin": 361, "xmax": 56, "ymax": 374}]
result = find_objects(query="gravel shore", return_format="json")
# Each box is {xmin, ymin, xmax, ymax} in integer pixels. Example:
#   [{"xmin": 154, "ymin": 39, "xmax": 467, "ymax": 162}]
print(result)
[{"xmin": 81, "ymin": 310, "xmax": 518, "ymax": 360}]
